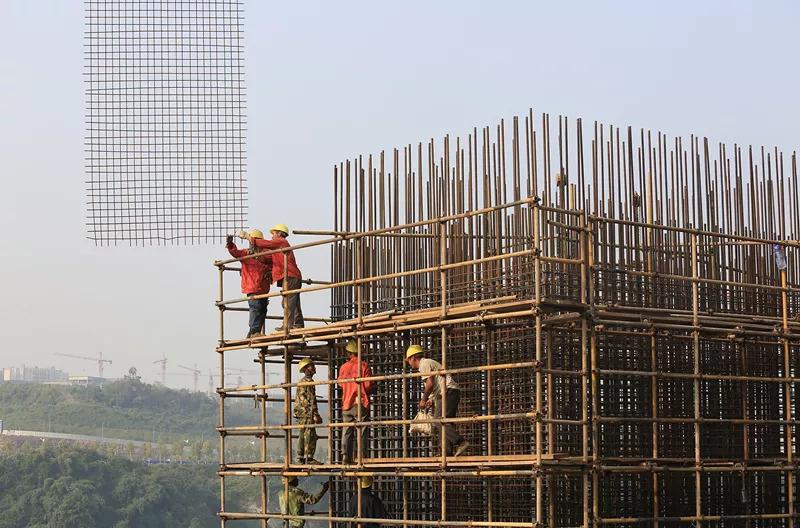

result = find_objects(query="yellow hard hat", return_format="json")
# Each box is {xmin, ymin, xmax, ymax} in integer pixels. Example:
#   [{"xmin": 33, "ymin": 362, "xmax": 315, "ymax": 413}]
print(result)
[
  {"xmin": 271, "ymin": 223, "xmax": 290, "ymax": 236},
  {"xmin": 360, "ymin": 476, "xmax": 373, "ymax": 488},
  {"xmin": 345, "ymin": 340, "xmax": 358, "ymax": 354},
  {"xmin": 298, "ymin": 358, "xmax": 313, "ymax": 372},
  {"xmin": 405, "ymin": 344, "xmax": 424, "ymax": 360},
  {"xmin": 248, "ymin": 228, "xmax": 264, "ymax": 239}
]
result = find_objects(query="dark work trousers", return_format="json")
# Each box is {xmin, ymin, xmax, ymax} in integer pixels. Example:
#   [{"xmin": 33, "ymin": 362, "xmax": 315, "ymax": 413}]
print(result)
[
  {"xmin": 432, "ymin": 388, "xmax": 463, "ymax": 455},
  {"xmin": 278, "ymin": 277, "xmax": 305, "ymax": 329},
  {"xmin": 296, "ymin": 417, "xmax": 318, "ymax": 461},
  {"xmin": 247, "ymin": 296, "xmax": 269, "ymax": 336},
  {"xmin": 342, "ymin": 405, "xmax": 368, "ymax": 462}
]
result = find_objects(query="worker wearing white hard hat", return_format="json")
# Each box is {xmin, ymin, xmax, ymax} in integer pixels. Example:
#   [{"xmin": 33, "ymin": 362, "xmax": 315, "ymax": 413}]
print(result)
[
  {"xmin": 405, "ymin": 344, "xmax": 469, "ymax": 457},
  {"xmin": 245, "ymin": 222, "xmax": 305, "ymax": 331}
]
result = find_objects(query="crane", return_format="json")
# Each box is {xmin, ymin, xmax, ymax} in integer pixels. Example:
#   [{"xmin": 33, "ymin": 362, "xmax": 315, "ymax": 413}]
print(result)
[
  {"xmin": 152, "ymin": 354, "xmax": 167, "ymax": 385},
  {"xmin": 55, "ymin": 352, "xmax": 112, "ymax": 378},
  {"xmin": 177, "ymin": 364, "xmax": 201, "ymax": 392}
]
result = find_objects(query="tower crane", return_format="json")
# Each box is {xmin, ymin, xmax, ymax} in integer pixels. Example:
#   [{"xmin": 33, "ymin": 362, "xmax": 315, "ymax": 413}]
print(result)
[
  {"xmin": 55, "ymin": 352, "xmax": 112, "ymax": 378},
  {"xmin": 152, "ymin": 354, "xmax": 167, "ymax": 385},
  {"xmin": 177, "ymin": 364, "xmax": 201, "ymax": 392}
]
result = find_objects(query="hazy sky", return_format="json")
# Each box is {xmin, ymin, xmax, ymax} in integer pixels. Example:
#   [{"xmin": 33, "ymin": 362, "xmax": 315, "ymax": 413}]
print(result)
[{"xmin": 1, "ymin": 1, "xmax": 799, "ymax": 389}]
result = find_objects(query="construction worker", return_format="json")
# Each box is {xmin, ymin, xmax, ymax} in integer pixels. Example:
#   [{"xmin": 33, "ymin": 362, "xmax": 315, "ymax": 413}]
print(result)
[
  {"xmin": 348, "ymin": 476, "xmax": 389, "ymax": 528},
  {"xmin": 245, "ymin": 223, "xmax": 305, "ymax": 331},
  {"xmin": 279, "ymin": 476, "xmax": 329, "ymax": 528},
  {"xmin": 294, "ymin": 358, "xmax": 321, "ymax": 464},
  {"xmin": 405, "ymin": 344, "xmax": 469, "ymax": 457},
  {"xmin": 227, "ymin": 229, "xmax": 271, "ymax": 338},
  {"xmin": 337, "ymin": 339, "xmax": 374, "ymax": 465}
]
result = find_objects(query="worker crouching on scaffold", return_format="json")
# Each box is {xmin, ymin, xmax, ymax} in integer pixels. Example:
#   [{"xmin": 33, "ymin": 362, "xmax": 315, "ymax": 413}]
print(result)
[
  {"xmin": 243, "ymin": 223, "xmax": 305, "ymax": 331},
  {"xmin": 226, "ymin": 229, "xmax": 272, "ymax": 338},
  {"xmin": 405, "ymin": 344, "xmax": 470, "ymax": 457},
  {"xmin": 294, "ymin": 358, "xmax": 322, "ymax": 464}
]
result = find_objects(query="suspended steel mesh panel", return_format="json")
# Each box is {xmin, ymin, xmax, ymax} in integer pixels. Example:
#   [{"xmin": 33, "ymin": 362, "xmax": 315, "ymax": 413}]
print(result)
[{"xmin": 85, "ymin": 0, "xmax": 247, "ymax": 246}]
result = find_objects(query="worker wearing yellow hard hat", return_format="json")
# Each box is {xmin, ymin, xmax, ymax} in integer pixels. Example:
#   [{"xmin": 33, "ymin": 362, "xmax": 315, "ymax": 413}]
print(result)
[
  {"xmin": 226, "ymin": 228, "xmax": 272, "ymax": 338},
  {"xmin": 348, "ymin": 475, "xmax": 388, "ymax": 525},
  {"xmin": 246, "ymin": 222, "xmax": 305, "ymax": 331},
  {"xmin": 405, "ymin": 344, "xmax": 469, "ymax": 457},
  {"xmin": 294, "ymin": 357, "xmax": 321, "ymax": 465},
  {"xmin": 337, "ymin": 339, "xmax": 375, "ymax": 464}
]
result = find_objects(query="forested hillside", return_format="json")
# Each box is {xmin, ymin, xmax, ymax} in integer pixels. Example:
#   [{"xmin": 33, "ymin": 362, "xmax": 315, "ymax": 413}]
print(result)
[
  {"xmin": 0, "ymin": 443, "xmax": 261, "ymax": 528},
  {"xmin": 0, "ymin": 378, "xmax": 262, "ymax": 443}
]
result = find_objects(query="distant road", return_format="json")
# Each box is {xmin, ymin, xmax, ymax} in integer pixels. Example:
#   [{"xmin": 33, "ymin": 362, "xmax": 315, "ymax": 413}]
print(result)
[{"xmin": 2, "ymin": 429, "xmax": 151, "ymax": 447}]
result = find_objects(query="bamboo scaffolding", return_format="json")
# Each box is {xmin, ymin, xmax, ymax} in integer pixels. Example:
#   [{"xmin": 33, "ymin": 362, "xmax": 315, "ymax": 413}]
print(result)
[{"xmin": 216, "ymin": 108, "xmax": 800, "ymax": 527}]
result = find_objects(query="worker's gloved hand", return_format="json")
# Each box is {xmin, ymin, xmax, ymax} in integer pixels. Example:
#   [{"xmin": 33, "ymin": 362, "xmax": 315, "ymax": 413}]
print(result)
[
  {"xmin": 226, "ymin": 235, "xmax": 233, "ymax": 245},
  {"xmin": 238, "ymin": 230, "xmax": 248, "ymax": 240},
  {"xmin": 418, "ymin": 398, "xmax": 428, "ymax": 410}
]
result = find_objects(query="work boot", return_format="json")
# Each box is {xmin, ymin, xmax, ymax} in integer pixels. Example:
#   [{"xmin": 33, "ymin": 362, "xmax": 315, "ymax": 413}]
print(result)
[
  {"xmin": 453, "ymin": 440, "xmax": 470, "ymax": 457},
  {"xmin": 342, "ymin": 455, "xmax": 353, "ymax": 465},
  {"xmin": 249, "ymin": 332, "xmax": 265, "ymax": 339},
  {"xmin": 306, "ymin": 458, "xmax": 322, "ymax": 465},
  {"xmin": 274, "ymin": 326, "xmax": 285, "ymax": 333},
  {"xmin": 296, "ymin": 457, "xmax": 306, "ymax": 465}
]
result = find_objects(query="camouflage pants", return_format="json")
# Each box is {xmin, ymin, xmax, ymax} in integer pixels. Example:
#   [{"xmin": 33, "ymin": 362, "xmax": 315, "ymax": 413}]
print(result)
[{"xmin": 296, "ymin": 417, "xmax": 318, "ymax": 460}]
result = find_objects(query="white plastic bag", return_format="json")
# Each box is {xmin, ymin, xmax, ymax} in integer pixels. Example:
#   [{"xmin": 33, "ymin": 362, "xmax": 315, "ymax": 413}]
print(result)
[{"xmin": 409, "ymin": 410, "xmax": 433, "ymax": 436}]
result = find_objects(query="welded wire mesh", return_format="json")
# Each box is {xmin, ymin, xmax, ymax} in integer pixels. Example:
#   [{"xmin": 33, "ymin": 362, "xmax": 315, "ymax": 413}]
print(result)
[{"xmin": 85, "ymin": 0, "xmax": 247, "ymax": 246}]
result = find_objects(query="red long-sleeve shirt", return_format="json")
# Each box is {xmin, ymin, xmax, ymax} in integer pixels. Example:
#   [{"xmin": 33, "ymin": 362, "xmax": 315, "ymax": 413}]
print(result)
[
  {"xmin": 337, "ymin": 356, "xmax": 374, "ymax": 410},
  {"xmin": 227, "ymin": 243, "xmax": 272, "ymax": 294},
  {"xmin": 252, "ymin": 235, "xmax": 302, "ymax": 281}
]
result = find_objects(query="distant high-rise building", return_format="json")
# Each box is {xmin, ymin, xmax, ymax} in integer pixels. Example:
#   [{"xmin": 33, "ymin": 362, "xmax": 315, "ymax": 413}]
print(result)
[{"xmin": 2, "ymin": 365, "xmax": 69, "ymax": 384}]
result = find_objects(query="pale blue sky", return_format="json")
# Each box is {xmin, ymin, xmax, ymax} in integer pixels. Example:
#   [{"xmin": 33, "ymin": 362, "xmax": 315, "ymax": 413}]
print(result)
[{"xmin": 1, "ymin": 1, "xmax": 798, "ymax": 389}]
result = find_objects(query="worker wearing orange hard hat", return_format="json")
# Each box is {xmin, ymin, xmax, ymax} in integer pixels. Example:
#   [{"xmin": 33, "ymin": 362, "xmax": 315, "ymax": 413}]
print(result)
[
  {"xmin": 244, "ymin": 223, "xmax": 305, "ymax": 331},
  {"xmin": 227, "ymin": 229, "xmax": 271, "ymax": 338}
]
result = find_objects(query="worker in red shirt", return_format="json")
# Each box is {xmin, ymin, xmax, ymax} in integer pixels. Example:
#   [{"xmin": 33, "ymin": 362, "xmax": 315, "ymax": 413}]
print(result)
[
  {"xmin": 244, "ymin": 223, "xmax": 304, "ymax": 331},
  {"xmin": 336, "ymin": 339, "xmax": 374, "ymax": 464},
  {"xmin": 226, "ymin": 229, "xmax": 272, "ymax": 338}
]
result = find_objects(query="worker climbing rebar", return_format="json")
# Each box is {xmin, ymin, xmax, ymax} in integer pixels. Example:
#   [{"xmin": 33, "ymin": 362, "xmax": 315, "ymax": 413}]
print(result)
[
  {"xmin": 226, "ymin": 229, "xmax": 271, "ymax": 338},
  {"xmin": 405, "ymin": 344, "xmax": 469, "ymax": 457},
  {"xmin": 294, "ymin": 358, "xmax": 321, "ymax": 464},
  {"xmin": 244, "ymin": 223, "xmax": 305, "ymax": 331}
]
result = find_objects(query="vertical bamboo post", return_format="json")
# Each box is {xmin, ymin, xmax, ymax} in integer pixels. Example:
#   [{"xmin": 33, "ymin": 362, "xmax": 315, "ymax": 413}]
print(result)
[
  {"xmin": 283, "ymin": 341, "xmax": 292, "ymax": 528},
  {"xmin": 439, "ymin": 219, "xmax": 449, "ymax": 521},
  {"xmin": 533, "ymin": 200, "xmax": 543, "ymax": 525},
  {"xmin": 218, "ymin": 266, "xmax": 226, "ymax": 527},
  {"xmin": 579, "ymin": 212, "xmax": 590, "ymax": 528},
  {"xmin": 781, "ymin": 266, "xmax": 794, "ymax": 526},
  {"xmin": 327, "ymin": 341, "xmax": 334, "ymax": 528},
  {"xmin": 588, "ymin": 218, "xmax": 600, "ymax": 526},
  {"xmin": 691, "ymin": 232, "xmax": 702, "ymax": 528},
  {"xmin": 354, "ymin": 236, "xmax": 363, "ymax": 528},
  {"xmin": 259, "ymin": 349, "xmax": 268, "ymax": 528},
  {"xmin": 355, "ymin": 237, "xmax": 364, "ymax": 467},
  {"xmin": 328, "ymin": 340, "xmax": 334, "ymax": 464}
]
